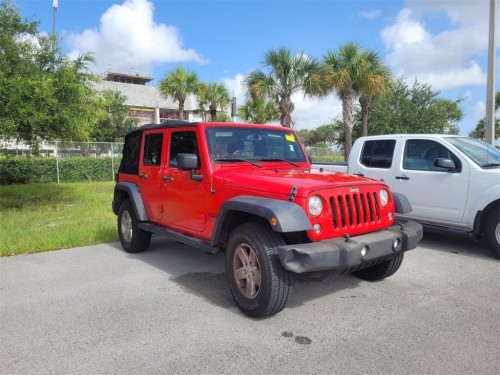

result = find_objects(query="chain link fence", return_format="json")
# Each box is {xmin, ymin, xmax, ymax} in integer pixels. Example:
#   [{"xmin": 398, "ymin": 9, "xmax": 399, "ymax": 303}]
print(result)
[
  {"xmin": 1, "ymin": 141, "xmax": 343, "ymax": 184},
  {"xmin": 305, "ymin": 146, "xmax": 344, "ymax": 163},
  {"xmin": 0, "ymin": 141, "xmax": 123, "ymax": 184}
]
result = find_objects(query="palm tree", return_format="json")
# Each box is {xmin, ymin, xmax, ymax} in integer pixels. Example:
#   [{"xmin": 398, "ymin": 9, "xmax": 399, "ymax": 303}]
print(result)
[
  {"xmin": 243, "ymin": 47, "xmax": 325, "ymax": 128},
  {"xmin": 238, "ymin": 97, "xmax": 280, "ymax": 124},
  {"xmin": 356, "ymin": 50, "xmax": 392, "ymax": 137},
  {"xmin": 159, "ymin": 67, "xmax": 200, "ymax": 121},
  {"xmin": 198, "ymin": 82, "xmax": 230, "ymax": 122},
  {"xmin": 323, "ymin": 42, "xmax": 365, "ymax": 160},
  {"xmin": 323, "ymin": 42, "xmax": 378, "ymax": 160}
]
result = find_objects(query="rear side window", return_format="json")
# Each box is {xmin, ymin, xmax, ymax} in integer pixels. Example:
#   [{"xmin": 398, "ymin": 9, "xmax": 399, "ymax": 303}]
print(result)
[
  {"xmin": 143, "ymin": 133, "xmax": 164, "ymax": 166},
  {"xmin": 360, "ymin": 140, "xmax": 396, "ymax": 168},
  {"xmin": 118, "ymin": 132, "xmax": 141, "ymax": 175}
]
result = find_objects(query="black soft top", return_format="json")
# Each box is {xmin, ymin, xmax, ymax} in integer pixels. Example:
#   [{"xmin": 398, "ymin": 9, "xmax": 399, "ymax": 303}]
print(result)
[
  {"xmin": 119, "ymin": 120, "xmax": 198, "ymax": 175},
  {"xmin": 125, "ymin": 120, "xmax": 198, "ymax": 137}
]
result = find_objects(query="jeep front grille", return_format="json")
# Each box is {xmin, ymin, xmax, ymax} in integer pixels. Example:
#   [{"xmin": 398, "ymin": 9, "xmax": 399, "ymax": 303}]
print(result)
[{"xmin": 330, "ymin": 192, "xmax": 380, "ymax": 229}]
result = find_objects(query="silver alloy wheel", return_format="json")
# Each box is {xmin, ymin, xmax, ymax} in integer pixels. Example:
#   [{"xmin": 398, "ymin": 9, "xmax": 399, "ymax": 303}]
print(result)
[
  {"xmin": 232, "ymin": 243, "xmax": 261, "ymax": 299},
  {"xmin": 495, "ymin": 222, "xmax": 500, "ymax": 245},
  {"xmin": 121, "ymin": 210, "xmax": 133, "ymax": 243}
]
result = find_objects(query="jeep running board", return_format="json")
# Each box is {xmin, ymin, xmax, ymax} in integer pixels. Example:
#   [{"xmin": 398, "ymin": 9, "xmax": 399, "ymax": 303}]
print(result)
[{"xmin": 138, "ymin": 223, "xmax": 220, "ymax": 255}]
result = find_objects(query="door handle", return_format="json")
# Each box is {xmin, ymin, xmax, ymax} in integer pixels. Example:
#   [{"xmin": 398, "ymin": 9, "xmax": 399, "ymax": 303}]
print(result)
[
  {"xmin": 162, "ymin": 176, "xmax": 174, "ymax": 182},
  {"xmin": 353, "ymin": 172, "xmax": 364, "ymax": 177},
  {"xmin": 139, "ymin": 174, "xmax": 148, "ymax": 179},
  {"xmin": 395, "ymin": 175, "xmax": 410, "ymax": 180}
]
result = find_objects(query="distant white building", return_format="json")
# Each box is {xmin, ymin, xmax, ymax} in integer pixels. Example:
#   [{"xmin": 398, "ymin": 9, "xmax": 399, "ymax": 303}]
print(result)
[{"xmin": 96, "ymin": 70, "xmax": 205, "ymax": 126}]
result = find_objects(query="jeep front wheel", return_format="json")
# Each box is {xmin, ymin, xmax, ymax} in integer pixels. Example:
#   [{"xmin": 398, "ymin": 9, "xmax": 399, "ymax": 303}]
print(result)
[
  {"xmin": 118, "ymin": 199, "xmax": 151, "ymax": 253},
  {"xmin": 225, "ymin": 222, "xmax": 293, "ymax": 318}
]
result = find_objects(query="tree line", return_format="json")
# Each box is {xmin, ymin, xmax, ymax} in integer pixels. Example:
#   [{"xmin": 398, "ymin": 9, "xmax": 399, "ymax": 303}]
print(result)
[{"xmin": 1, "ymin": 0, "xmax": 496, "ymax": 159}]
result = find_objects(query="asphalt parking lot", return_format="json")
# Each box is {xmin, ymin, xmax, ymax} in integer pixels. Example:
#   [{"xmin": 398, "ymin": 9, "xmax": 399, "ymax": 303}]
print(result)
[{"xmin": 1, "ymin": 232, "xmax": 498, "ymax": 375}]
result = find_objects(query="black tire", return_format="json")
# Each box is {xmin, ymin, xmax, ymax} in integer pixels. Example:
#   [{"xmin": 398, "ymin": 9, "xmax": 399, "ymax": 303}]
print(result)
[
  {"xmin": 352, "ymin": 253, "xmax": 404, "ymax": 281},
  {"xmin": 225, "ymin": 222, "xmax": 293, "ymax": 318},
  {"xmin": 117, "ymin": 199, "xmax": 151, "ymax": 253},
  {"xmin": 484, "ymin": 209, "xmax": 500, "ymax": 259}
]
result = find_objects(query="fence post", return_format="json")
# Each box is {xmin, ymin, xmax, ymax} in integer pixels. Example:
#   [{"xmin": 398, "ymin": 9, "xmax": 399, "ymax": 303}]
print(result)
[
  {"xmin": 110, "ymin": 142, "xmax": 115, "ymax": 181},
  {"xmin": 55, "ymin": 142, "xmax": 60, "ymax": 184}
]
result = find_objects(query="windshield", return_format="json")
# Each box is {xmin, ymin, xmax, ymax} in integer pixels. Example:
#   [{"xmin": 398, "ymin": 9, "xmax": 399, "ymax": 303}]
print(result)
[
  {"xmin": 205, "ymin": 127, "xmax": 308, "ymax": 163},
  {"xmin": 445, "ymin": 137, "xmax": 500, "ymax": 168}
]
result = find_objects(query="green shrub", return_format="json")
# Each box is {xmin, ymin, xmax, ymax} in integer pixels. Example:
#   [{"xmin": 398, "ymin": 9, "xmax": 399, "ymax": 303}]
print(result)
[{"xmin": 0, "ymin": 157, "xmax": 120, "ymax": 185}]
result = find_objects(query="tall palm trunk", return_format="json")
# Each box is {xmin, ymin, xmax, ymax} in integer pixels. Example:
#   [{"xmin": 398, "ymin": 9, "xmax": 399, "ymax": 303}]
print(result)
[
  {"xmin": 279, "ymin": 96, "xmax": 295, "ymax": 128},
  {"xmin": 342, "ymin": 88, "xmax": 356, "ymax": 160},
  {"xmin": 359, "ymin": 95, "xmax": 371, "ymax": 137},
  {"xmin": 210, "ymin": 104, "xmax": 217, "ymax": 121},
  {"xmin": 178, "ymin": 99, "xmax": 185, "ymax": 121}
]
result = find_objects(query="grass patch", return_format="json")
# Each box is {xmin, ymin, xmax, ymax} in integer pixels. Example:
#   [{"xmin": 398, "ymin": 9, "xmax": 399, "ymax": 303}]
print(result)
[{"xmin": 0, "ymin": 182, "xmax": 118, "ymax": 256}]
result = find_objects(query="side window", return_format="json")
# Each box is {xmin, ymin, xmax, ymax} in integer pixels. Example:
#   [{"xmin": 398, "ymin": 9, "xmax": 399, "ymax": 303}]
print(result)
[
  {"xmin": 119, "ymin": 132, "xmax": 141, "ymax": 174},
  {"xmin": 403, "ymin": 140, "xmax": 461, "ymax": 172},
  {"xmin": 143, "ymin": 133, "xmax": 164, "ymax": 166},
  {"xmin": 360, "ymin": 140, "xmax": 396, "ymax": 168},
  {"xmin": 169, "ymin": 131, "xmax": 199, "ymax": 168}
]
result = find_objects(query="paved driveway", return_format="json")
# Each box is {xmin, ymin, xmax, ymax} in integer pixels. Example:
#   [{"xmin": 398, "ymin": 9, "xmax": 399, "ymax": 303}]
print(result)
[{"xmin": 1, "ymin": 232, "xmax": 498, "ymax": 374}]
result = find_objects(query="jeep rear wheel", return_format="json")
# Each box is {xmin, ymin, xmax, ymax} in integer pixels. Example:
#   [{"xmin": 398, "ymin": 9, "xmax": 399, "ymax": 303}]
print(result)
[
  {"xmin": 352, "ymin": 253, "xmax": 404, "ymax": 281},
  {"xmin": 118, "ymin": 199, "xmax": 151, "ymax": 253},
  {"xmin": 484, "ymin": 208, "xmax": 500, "ymax": 259},
  {"xmin": 225, "ymin": 222, "xmax": 293, "ymax": 318}
]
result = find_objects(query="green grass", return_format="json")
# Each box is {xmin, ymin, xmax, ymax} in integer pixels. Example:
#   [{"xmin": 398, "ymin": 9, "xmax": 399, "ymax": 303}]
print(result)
[{"xmin": 0, "ymin": 182, "xmax": 118, "ymax": 256}]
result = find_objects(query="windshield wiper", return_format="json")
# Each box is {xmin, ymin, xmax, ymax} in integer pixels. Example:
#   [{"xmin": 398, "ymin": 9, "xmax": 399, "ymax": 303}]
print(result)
[
  {"xmin": 214, "ymin": 158, "xmax": 262, "ymax": 168},
  {"xmin": 481, "ymin": 163, "xmax": 500, "ymax": 168},
  {"xmin": 258, "ymin": 158, "xmax": 301, "ymax": 167}
]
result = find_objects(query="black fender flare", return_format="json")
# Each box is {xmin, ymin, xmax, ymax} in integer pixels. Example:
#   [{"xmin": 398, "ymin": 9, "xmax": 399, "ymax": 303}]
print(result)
[
  {"xmin": 112, "ymin": 182, "xmax": 149, "ymax": 222},
  {"xmin": 473, "ymin": 199, "xmax": 500, "ymax": 236},
  {"xmin": 393, "ymin": 192, "xmax": 413, "ymax": 214},
  {"xmin": 210, "ymin": 195, "xmax": 312, "ymax": 246}
]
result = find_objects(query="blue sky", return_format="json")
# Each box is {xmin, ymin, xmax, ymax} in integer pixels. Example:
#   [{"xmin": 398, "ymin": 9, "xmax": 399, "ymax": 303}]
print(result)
[{"xmin": 13, "ymin": 0, "xmax": 499, "ymax": 136}]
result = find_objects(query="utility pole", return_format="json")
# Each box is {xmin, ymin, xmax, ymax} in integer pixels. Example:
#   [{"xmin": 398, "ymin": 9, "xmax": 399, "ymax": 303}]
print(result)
[
  {"xmin": 52, "ymin": 0, "xmax": 58, "ymax": 35},
  {"xmin": 485, "ymin": 0, "xmax": 496, "ymax": 145}
]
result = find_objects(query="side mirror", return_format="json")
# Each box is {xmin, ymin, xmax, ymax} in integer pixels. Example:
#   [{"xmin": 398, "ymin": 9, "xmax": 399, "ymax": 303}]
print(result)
[
  {"xmin": 177, "ymin": 153, "xmax": 203, "ymax": 181},
  {"xmin": 435, "ymin": 158, "xmax": 456, "ymax": 172}
]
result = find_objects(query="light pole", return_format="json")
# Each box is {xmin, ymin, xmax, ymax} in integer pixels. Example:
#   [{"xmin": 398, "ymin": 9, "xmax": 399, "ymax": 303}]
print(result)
[
  {"xmin": 52, "ymin": 0, "xmax": 58, "ymax": 35},
  {"xmin": 485, "ymin": 0, "xmax": 496, "ymax": 145}
]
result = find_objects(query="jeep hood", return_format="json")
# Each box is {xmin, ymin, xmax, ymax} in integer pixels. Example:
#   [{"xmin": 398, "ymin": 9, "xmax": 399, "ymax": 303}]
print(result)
[{"xmin": 213, "ymin": 166, "xmax": 384, "ymax": 198}]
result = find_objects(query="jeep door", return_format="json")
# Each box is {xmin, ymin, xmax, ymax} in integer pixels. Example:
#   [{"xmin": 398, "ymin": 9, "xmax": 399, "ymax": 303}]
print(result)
[
  {"xmin": 162, "ymin": 129, "xmax": 206, "ymax": 232},
  {"xmin": 137, "ymin": 130, "xmax": 165, "ymax": 221}
]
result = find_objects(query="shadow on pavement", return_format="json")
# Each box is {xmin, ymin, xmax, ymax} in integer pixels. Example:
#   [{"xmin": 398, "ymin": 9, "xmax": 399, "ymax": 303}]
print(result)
[
  {"xmin": 115, "ymin": 227, "xmax": 496, "ymax": 316},
  {"xmin": 420, "ymin": 229, "xmax": 495, "ymax": 260},
  {"xmin": 118, "ymin": 236, "xmax": 363, "ymax": 314}
]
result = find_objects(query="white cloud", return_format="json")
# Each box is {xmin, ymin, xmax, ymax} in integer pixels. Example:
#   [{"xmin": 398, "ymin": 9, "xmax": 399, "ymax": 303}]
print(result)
[
  {"xmin": 222, "ymin": 73, "xmax": 245, "ymax": 103},
  {"xmin": 291, "ymin": 93, "xmax": 341, "ymax": 130},
  {"xmin": 360, "ymin": 9, "xmax": 382, "ymax": 20},
  {"xmin": 381, "ymin": 5, "xmax": 488, "ymax": 90},
  {"xmin": 474, "ymin": 100, "xmax": 486, "ymax": 124},
  {"xmin": 66, "ymin": 0, "xmax": 206, "ymax": 73}
]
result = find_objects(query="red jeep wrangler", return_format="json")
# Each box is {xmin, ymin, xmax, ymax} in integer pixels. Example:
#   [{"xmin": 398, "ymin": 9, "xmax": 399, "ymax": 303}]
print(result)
[{"xmin": 112, "ymin": 120, "xmax": 422, "ymax": 317}]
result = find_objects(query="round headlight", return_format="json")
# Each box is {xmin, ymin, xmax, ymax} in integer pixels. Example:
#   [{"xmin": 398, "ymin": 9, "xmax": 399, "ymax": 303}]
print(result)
[
  {"xmin": 308, "ymin": 195, "xmax": 323, "ymax": 217},
  {"xmin": 379, "ymin": 189, "xmax": 389, "ymax": 207}
]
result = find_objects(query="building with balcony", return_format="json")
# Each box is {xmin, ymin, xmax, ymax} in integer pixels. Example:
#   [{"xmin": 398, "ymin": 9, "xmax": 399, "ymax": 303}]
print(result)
[{"xmin": 95, "ymin": 70, "xmax": 205, "ymax": 126}]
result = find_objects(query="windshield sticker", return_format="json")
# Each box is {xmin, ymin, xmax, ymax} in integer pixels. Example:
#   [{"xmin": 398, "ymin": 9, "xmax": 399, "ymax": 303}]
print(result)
[{"xmin": 286, "ymin": 134, "xmax": 295, "ymax": 142}]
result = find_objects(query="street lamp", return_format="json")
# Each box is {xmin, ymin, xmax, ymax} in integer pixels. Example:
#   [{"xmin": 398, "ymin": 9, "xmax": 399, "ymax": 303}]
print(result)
[
  {"xmin": 52, "ymin": 0, "xmax": 58, "ymax": 35},
  {"xmin": 485, "ymin": 0, "xmax": 496, "ymax": 145}
]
